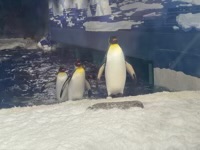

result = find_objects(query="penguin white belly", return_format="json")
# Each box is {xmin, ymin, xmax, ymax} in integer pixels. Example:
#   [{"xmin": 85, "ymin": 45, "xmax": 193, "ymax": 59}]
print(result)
[
  {"xmin": 68, "ymin": 72, "xmax": 85, "ymax": 100},
  {"xmin": 56, "ymin": 73, "xmax": 68, "ymax": 102},
  {"xmin": 105, "ymin": 52, "xmax": 126, "ymax": 95}
]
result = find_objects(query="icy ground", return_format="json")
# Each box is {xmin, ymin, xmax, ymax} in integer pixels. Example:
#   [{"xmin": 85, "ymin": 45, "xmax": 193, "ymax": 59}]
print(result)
[
  {"xmin": 0, "ymin": 38, "xmax": 37, "ymax": 50},
  {"xmin": 0, "ymin": 91, "xmax": 200, "ymax": 150}
]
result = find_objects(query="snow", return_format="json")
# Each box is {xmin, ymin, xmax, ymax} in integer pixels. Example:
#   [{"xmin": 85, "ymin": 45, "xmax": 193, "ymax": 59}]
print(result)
[
  {"xmin": 176, "ymin": 13, "xmax": 200, "ymax": 31},
  {"xmin": 143, "ymin": 12, "xmax": 161, "ymax": 18},
  {"xmin": 97, "ymin": 0, "xmax": 111, "ymax": 16},
  {"xmin": 0, "ymin": 38, "xmax": 57, "ymax": 52},
  {"xmin": 90, "ymin": 0, "xmax": 97, "ymax": 5},
  {"xmin": 0, "ymin": 91, "xmax": 200, "ymax": 149},
  {"xmin": 62, "ymin": 0, "xmax": 73, "ymax": 9},
  {"xmin": 125, "ymin": 11, "xmax": 135, "ymax": 17},
  {"xmin": 177, "ymin": 3, "xmax": 193, "ymax": 7},
  {"xmin": 73, "ymin": 0, "xmax": 88, "ymax": 9},
  {"xmin": 172, "ymin": 0, "xmax": 200, "ymax": 5},
  {"xmin": 87, "ymin": 6, "xmax": 92, "ymax": 17},
  {"xmin": 50, "ymin": 16, "xmax": 63, "ymax": 28},
  {"xmin": 93, "ymin": 0, "xmax": 111, "ymax": 16},
  {"xmin": 50, "ymin": 0, "xmax": 88, "ymax": 10},
  {"xmin": 154, "ymin": 68, "xmax": 200, "ymax": 91},
  {"xmin": 173, "ymin": 25, "xmax": 180, "ymax": 30},
  {"xmin": 95, "ymin": 3, "xmax": 104, "ymax": 16},
  {"xmin": 52, "ymin": 0, "xmax": 64, "ymax": 16},
  {"xmin": 37, "ymin": 41, "xmax": 52, "ymax": 52},
  {"xmin": 83, "ymin": 21, "xmax": 143, "ymax": 31},
  {"xmin": 120, "ymin": 2, "xmax": 164, "ymax": 12},
  {"xmin": 0, "ymin": 38, "xmax": 37, "ymax": 50}
]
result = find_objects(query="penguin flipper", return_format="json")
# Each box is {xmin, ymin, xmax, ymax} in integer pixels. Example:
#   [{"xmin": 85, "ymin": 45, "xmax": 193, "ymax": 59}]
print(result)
[
  {"xmin": 60, "ymin": 76, "xmax": 71, "ymax": 100},
  {"xmin": 85, "ymin": 79, "xmax": 92, "ymax": 98},
  {"xmin": 97, "ymin": 64, "xmax": 105, "ymax": 80},
  {"xmin": 96, "ymin": 64, "xmax": 105, "ymax": 89},
  {"xmin": 85, "ymin": 79, "xmax": 91, "ymax": 90},
  {"xmin": 125, "ymin": 61, "xmax": 137, "ymax": 81}
]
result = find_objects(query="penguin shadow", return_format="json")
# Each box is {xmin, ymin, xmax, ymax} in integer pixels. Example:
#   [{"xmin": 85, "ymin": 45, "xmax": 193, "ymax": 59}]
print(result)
[{"xmin": 108, "ymin": 94, "xmax": 124, "ymax": 99}]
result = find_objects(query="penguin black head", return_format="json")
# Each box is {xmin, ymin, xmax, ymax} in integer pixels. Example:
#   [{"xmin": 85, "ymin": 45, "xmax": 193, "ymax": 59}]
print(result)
[
  {"xmin": 109, "ymin": 36, "xmax": 118, "ymax": 44},
  {"xmin": 74, "ymin": 60, "xmax": 82, "ymax": 67},
  {"xmin": 58, "ymin": 66, "xmax": 66, "ymax": 72}
]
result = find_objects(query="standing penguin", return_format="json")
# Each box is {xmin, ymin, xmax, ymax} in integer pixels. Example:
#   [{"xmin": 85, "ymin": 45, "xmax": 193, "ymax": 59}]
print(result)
[
  {"xmin": 59, "ymin": 60, "xmax": 92, "ymax": 101},
  {"xmin": 97, "ymin": 36, "xmax": 136, "ymax": 97},
  {"xmin": 56, "ymin": 67, "xmax": 68, "ymax": 102}
]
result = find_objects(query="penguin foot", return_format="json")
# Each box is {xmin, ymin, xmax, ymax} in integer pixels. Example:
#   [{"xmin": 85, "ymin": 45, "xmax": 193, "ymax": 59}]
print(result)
[{"xmin": 110, "ymin": 93, "xmax": 124, "ymax": 98}]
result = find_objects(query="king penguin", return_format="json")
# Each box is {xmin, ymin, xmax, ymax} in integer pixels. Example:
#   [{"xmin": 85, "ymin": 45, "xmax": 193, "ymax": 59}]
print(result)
[
  {"xmin": 59, "ymin": 60, "xmax": 92, "ymax": 101},
  {"xmin": 97, "ymin": 36, "xmax": 136, "ymax": 97},
  {"xmin": 56, "ymin": 67, "xmax": 68, "ymax": 102}
]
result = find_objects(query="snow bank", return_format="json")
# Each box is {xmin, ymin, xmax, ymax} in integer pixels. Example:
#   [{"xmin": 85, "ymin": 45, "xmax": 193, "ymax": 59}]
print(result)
[
  {"xmin": 120, "ymin": 2, "xmax": 163, "ymax": 12},
  {"xmin": 172, "ymin": 0, "xmax": 200, "ymax": 5},
  {"xmin": 173, "ymin": 25, "xmax": 180, "ymax": 30},
  {"xmin": 143, "ymin": 12, "xmax": 161, "ymax": 18},
  {"xmin": 83, "ymin": 21, "xmax": 143, "ymax": 31},
  {"xmin": 176, "ymin": 13, "xmax": 200, "ymax": 31},
  {"xmin": 154, "ymin": 68, "xmax": 200, "ymax": 91},
  {"xmin": 0, "ymin": 91, "xmax": 200, "ymax": 150},
  {"xmin": 0, "ymin": 38, "xmax": 38, "ymax": 50}
]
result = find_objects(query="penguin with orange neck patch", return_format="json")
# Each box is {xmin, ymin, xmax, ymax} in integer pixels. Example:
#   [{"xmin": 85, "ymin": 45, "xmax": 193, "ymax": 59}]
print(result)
[
  {"xmin": 59, "ymin": 60, "xmax": 92, "ymax": 101},
  {"xmin": 97, "ymin": 36, "xmax": 136, "ymax": 97}
]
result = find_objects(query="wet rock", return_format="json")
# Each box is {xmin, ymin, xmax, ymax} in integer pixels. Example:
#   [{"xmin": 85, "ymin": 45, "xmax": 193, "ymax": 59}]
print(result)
[{"xmin": 88, "ymin": 100, "xmax": 144, "ymax": 110}]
